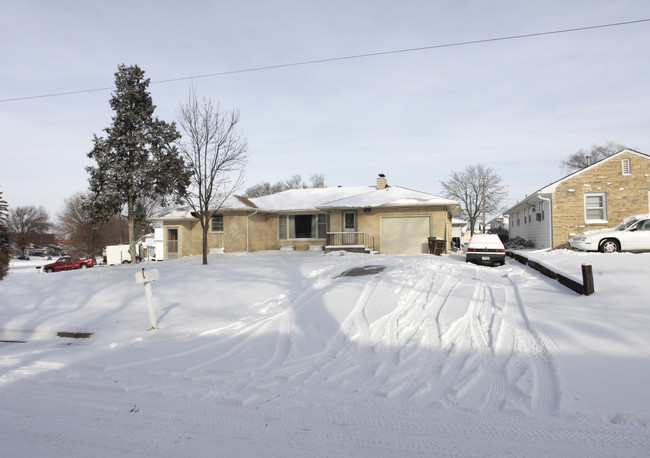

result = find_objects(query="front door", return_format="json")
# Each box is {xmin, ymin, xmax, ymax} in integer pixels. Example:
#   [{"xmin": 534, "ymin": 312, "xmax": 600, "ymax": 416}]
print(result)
[
  {"xmin": 342, "ymin": 211, "xmax": 357, "ymax": 244},
  {"xmin": 167, "ymin": 228, "xmax": 179, "ymax": 260}
]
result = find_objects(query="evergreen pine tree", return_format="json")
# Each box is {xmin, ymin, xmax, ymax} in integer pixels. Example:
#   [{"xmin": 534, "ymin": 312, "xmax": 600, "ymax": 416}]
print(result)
[{"xmin": 86, "ymin": 64, "xmax": 190, "ymax": 262}]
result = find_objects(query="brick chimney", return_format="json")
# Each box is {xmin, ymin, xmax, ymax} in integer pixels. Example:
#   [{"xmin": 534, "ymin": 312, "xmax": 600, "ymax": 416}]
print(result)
[{"xmin": 377, "ymin": 174, "xmax": 387, "ymax": 189}]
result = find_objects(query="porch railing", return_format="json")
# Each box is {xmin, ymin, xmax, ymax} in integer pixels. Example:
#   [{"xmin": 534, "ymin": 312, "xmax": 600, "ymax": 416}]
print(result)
[{"xmin": 325, "ymin": 232, "xmax": 374, "ymax": 250}]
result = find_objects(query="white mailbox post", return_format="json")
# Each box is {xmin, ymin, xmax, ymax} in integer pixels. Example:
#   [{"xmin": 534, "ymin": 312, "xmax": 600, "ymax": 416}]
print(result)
[{"xmin": 135, "ymin": 268, "xmax": 160, "ymax": 329}]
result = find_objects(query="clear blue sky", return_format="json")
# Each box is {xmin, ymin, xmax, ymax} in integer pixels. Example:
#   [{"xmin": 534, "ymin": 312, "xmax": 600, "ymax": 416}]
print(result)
[{"xmin": 2, "ymin": 1, "xmax": 650, "ymax": 219}]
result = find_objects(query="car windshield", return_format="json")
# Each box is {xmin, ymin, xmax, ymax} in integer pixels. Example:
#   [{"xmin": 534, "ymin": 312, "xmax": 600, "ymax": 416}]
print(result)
[{"xmin": 614, "ymin": 219, "xmax": 640, "ymax": 231}]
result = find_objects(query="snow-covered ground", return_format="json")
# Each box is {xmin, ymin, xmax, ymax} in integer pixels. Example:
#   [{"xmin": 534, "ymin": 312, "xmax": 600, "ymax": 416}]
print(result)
[{"xmin": 1, "ymin": 250, "xmax": 649, "ymax": 456}]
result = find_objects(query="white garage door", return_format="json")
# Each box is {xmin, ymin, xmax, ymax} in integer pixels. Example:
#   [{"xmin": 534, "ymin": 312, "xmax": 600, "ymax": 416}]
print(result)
[{"xmin": 380, "ymin": 216, "xmax": 431, "ymax": 254}]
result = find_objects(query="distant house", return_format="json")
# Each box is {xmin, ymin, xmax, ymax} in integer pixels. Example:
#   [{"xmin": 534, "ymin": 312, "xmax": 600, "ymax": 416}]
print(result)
[
  {"xmin": 505, "ymin": 149, "xmax": 650, "ymax": 248},
  {"xmin": 451, "ymin": 218, "xmax": 468, "ymax": 245},
  {"xmin": 156, "ymin": 175, "xmax": 461, "ymax": 258},
  {"xmin": 487, "ymin": 214, "xmax": 509, "ymax": 233}
]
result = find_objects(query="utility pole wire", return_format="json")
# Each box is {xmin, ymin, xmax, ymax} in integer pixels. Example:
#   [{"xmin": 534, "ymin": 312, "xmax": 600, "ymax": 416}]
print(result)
[{"xmin": 2, "ymin": 18, "xmax": 649, "ymax": 103}]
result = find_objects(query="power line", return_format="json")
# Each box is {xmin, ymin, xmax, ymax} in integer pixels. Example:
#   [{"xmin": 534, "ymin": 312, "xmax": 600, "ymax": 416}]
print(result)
[{"xmin": 2, "ymin": 18, "xmax": 649, "ymax": 103}]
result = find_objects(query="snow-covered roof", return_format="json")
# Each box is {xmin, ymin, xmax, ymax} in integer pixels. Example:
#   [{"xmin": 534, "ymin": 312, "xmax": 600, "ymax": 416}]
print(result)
[
  {"xmin": 156, "ymin": 184, "xmax": 461, "ymax": 218},
  {"xmin": 249, "ymin": 186, "xmax": 371, "ymax": 212},
  {"xmin": 156, "ymin": 207, "xmax": 196, "ymax": 220},
  {"xmin": 317, "ymin": 186, "xmax": 461, "ymax": 215},
  {"xmin": 155, "ymin": 195, "xmax": 255, "ymax": 220}
]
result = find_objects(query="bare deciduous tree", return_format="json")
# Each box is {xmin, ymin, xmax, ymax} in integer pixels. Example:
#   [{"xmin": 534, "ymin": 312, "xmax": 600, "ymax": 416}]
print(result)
[
  {"xmin": 244, "ymin": 173, "xmax": 327, "ymax": 198},
  {"xmin": 0, "ymin": 189, "xmax": 9, "ymax": 280},
  {"xmin": 284, "ymin": 175, "xmax": 304, "ymax": 190},
  {"xmin": 57, "ymin": 193, "xmax": 128, "ymax": 258},
  {"xmin": 8, "ymin": 205, "xmax": 51, "ymax": 256},
  {"xmin": 560, "ymin": 141, "xmax": 626, "ymax": 172},
  {"xmin": 440, "ymin": 164, "xmax": 507, "ymax": 236},
  {"xmin": 244, "ymin": 181, "xmax": 284, "ymax": 198},
  {"xmin": 177, "ymin": 88, "xmax": 249, "ymax": 265},
  {"xmin": 309, "ymin": 173, "xmax": 326, "ymax": 188}
]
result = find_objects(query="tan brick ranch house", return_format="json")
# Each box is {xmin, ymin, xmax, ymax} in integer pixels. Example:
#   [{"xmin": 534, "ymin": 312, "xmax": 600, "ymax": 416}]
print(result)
[
  {"xmin": 156, "ymin": 176, "xmax": 461, "ymax": 259},
  {"xmin": 505, "ymin": 149, "xmax": 650, "ymax": 248}
]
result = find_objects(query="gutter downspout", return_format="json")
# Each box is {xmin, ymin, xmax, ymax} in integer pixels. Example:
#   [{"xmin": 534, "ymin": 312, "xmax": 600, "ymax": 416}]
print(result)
[
  {"xmin": 246, "ymin": 210, "xmax": 258, "ymax": 252},
  {"xmin": 537, "ymin": 194, "xmax": 552, "ymax": 249}
]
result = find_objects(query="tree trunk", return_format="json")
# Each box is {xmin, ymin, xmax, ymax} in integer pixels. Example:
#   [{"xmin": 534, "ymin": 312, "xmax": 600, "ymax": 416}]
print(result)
[
  {"xmin": 201, "ymin": 218, "xmax": 209, "ymax": 265},
  {"xmin": 128, "ymin": 198, "xmax": 137, "ymax": 264}
]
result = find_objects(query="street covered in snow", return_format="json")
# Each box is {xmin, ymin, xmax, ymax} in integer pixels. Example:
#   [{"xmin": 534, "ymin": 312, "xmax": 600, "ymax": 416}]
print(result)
[{"xmin": 1, "ymin": 250, "xmax": 649, "ymax": 456}]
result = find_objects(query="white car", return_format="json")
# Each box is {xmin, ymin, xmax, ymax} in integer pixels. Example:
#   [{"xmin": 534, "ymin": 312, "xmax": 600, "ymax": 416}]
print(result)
[
  {"xmin": 466, "ymin": 233, "xmax": 506, "ymax": 266},
  {"xmin": 569, "ymin": 214, "xmax": 650, "ymax": 253}
]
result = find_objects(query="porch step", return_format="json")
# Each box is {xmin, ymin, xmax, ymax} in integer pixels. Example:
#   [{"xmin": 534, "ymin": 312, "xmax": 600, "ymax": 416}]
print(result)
[{"xmin": 324, "ymin": 245, "xmax": 372, "ymax": 254}]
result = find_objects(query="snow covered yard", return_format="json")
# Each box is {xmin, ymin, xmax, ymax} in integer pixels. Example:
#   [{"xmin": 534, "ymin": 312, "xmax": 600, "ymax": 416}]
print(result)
[{"xmin": 1, "ymin": 250, "xmax": 649, "ymax": 456}]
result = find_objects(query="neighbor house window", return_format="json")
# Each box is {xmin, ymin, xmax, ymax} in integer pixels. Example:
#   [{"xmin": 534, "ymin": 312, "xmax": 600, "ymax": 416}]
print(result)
[
  {"xmin": 622, "ymin": 158, "xmax": 631, "ymax": 176},
  {"xmin": 585, "ymin": 193, "xmax": 607, "ymax": 223},
  {"xmin": 210, "ymin": 214, "xmax": 224, "ymax": 232},
  {"xmin": 516, "ymin": 212, "xmax": 520, "ymax": 226},
  {"xmin": 278, "ymin": 213, "xmax": 327, "ymax": 240}
]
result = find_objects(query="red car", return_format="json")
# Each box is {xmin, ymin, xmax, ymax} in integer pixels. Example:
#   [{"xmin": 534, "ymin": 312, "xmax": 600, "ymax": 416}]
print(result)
[{"xmin": 43, "ymin": 256, "xmax": 94, "ymax": 273}]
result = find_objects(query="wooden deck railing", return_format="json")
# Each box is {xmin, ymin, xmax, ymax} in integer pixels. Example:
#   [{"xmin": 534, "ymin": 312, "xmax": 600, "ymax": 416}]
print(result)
[{"xmin": 325, "ymin": 232, "xmax": 375, "ymax": 250}]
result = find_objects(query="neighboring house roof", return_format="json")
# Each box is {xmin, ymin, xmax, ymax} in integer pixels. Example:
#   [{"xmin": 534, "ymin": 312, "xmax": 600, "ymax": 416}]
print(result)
[
  {"xmin": 156, "ymin": 206, "xmax": 197, "ymax": 221},
  {"xmin": 505, "ymin": 148, "xmax": 649, "ymax": 214},
  {"xmin": 539, "ymin": 149, "xmax": 648, "ymax": 194},
  {"xmin": 157, "ymin": 185, "xmax": 461, "ymax": 218}
]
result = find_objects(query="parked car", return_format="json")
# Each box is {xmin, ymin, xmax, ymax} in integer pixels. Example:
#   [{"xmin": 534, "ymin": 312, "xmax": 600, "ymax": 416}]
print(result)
[
  {"xmin": 466, "ymin": 233, "xmax": 506, "ymax": 266},
  {"xmin": 42, "ymin": 256, "xmax": 94, "ymax": 273},
  {"xmin": 568, "ymin": 214, "xmax": 650, "ymax": 253}
]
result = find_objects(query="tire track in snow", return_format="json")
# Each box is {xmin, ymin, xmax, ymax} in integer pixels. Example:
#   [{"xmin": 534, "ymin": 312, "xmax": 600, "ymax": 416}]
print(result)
[
  {"xmin": 351, "ymin": 269, "xmax": 438, "ymax": 400},
  {"xmin": 379, "ymin": 271, "xmax": 458, "ymax": 401},
  {"xmin": 97, "ymin": 258, "xmax": 560, "ymax": 414},
  {"xmin": 295, "ymin": 273, "xmax": 381, "ymax": 394},
  {"xmin": 502, "ymin": 272, "xmax": 561, "ymax": 416},
  {"xmin": 466, "ymin": 269, "xmax": 508, "ymax": 411},
  {"xmin": 414, "ymin": 264, "xmax": 559, "ymax": 415},
  {"xmin": 203, "ymin": 270, "xmax": 385, "ymax": 403},
  {"xmin": 423, "ymin": 275, "xmax": 488, "ymax": 407}
]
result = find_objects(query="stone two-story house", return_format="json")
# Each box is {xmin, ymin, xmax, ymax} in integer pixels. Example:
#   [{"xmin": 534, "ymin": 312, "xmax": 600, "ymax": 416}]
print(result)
[{"xmin": 505, "ymin": 149, "xmax": 650, "ymax": 249}]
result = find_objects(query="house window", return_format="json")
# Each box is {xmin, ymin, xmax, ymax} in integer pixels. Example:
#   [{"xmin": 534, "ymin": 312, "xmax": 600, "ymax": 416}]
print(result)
[
  {"xmin": 516, "ymin": 212, "xmax": 520, "ymax": 226},
  {"xmin": 278, "ymin": 213, "xmax": 327, "ymax": 240},
  {"xmin": 622, "ymin": 159, "xmax": 631, "ymax": 176},
  {"xmin": 318, "ymin": 214, "xmax": 327, "ymax": 238},
  {"xmin": 210, "ymin": 214, "xmax": 224, "ymax": 232},
  {"xmin": 279, "ymin": 215, "xmax": 287, "ymax": 240},
  {"xmin": 539, "ymin": 201, "xmax": 545, "ymax": 221},
  {"xmin": 585, "ymin": 193, "xmax": 607, "ymax": 223}
]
